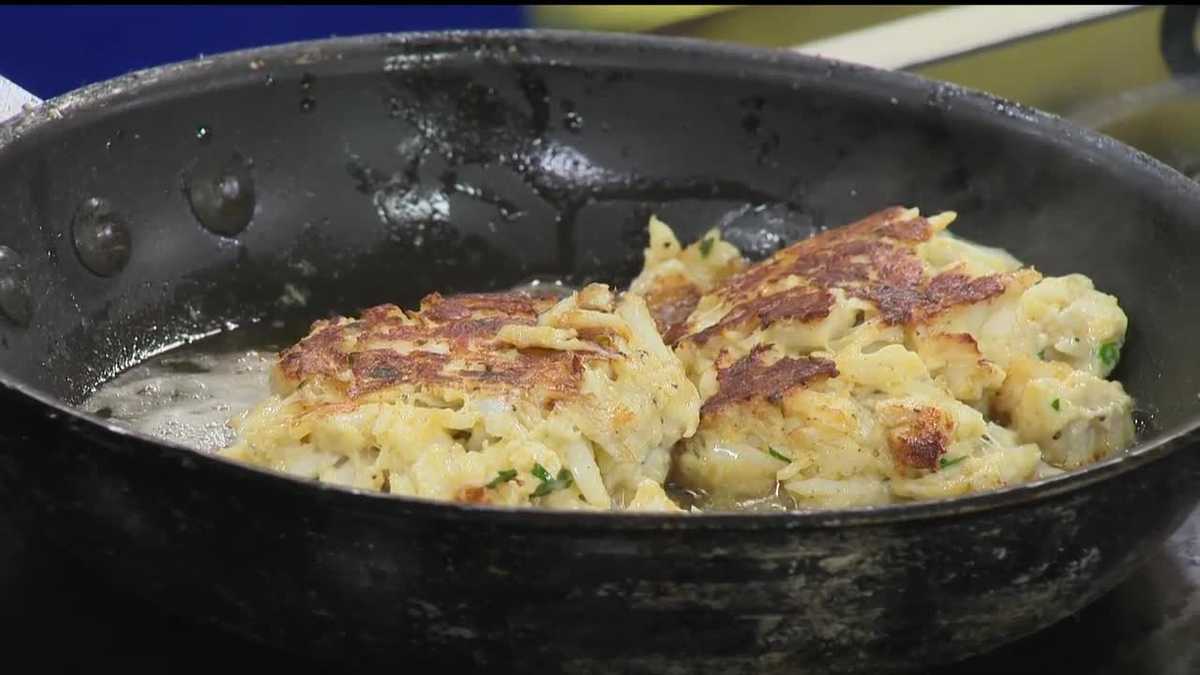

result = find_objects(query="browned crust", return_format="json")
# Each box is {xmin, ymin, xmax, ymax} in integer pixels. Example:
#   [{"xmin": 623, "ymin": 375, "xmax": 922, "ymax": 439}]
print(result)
[
  {"xmin": 641, "ymin": 275, "xmax": 702, "ymax": 345},
  {"xmin": 346, "ymin": 347, "xmax": 586, "ymax": 398},
  {"xmin": 920, "ymin": 272, "xmax": 1007, "ymax": 318},
  {"xmin": 278, "ymin": 317, "xmax": 351, "ymax": 384},
  {"xmin": 419, "ymin": 292, "xmax": 550, "ymax": 323},
  {"xmin": 713, "ymin": 206, "xmax": 929, "ymax": 300},
  {"xmin": 701, "ymin": 345, "xmax": 838, "ymax": 415},
  {"xmin": 689, "ymin": 287, "xmax": 834, "ymax": 345},
  {"xmin": 886, "ymin": 406, "xmax": 954, "ymax": 471},
  {"xmin": 678, "ymin": 207, "xmax": 1009, "ymax": 345},
  {"xmin": 276, "ymin": 290, "xmax": 604, "ymax": 400},
  {"xmin": 456, "ymin": 486, "xmax": 490, "ymax": 504}
]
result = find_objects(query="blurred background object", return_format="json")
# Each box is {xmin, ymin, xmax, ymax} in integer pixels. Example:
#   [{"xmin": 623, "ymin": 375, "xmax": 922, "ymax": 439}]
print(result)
[
  {"xmin": 532, "ymin": 5, "xmax": 732, "ymax": 33},
  {"xmin": 538, "ymin": 5, "xmax": 1169, "ymax": 118},
  {"xmin": 538, "ymin": 5, "xmax": 1200, "ymax": 181},
  {"xmin": 534, "ymin": 5, "xmax": 933, "ymax": 45}
]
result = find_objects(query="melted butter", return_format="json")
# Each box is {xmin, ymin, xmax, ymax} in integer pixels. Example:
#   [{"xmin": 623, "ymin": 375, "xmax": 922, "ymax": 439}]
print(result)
[{"xmin": 80, "ymin": 327, "xmax": 288, "ymax": 451}]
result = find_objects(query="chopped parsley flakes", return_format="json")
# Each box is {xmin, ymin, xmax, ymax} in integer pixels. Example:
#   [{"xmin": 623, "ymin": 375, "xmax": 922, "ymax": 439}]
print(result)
[
  {"xmin": 486, "ymin": 469, "xmax": 518, "ymax": 489},
  {"xmin": 698, "ymin": 237, "xmax": 715, "ymax": 257},
  {"xmin": 768, "ymin": 448, "xmax": 792, "ymax": 463},
  {"xmin": 530, "ymin": 462, "xmax": 574, "ymax": 498},
  {"xmin": 939, "ymin": 455, "xmax": 967, "ymax": 470},
  {"xmin": 1099, "ymin": 341, "xmax": 1120, "ymax": 368},
  {"xmin": 1051, "ymin": 398, "xmax": 1061, "ymax": 411}
]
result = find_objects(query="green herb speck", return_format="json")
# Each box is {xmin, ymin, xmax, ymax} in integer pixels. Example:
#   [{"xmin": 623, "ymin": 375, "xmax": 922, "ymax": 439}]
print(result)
[
  {"xmin": 531, "ymin": 463, "xmax": 551, "ymax": 482},
  {"xmin": 1051, "ymin": 398, "xmax": 1061, "ymax": 411},
  {"xmin": 939, "ymin": 455, "xmax": 967, "ymax": 470},
  {"xmin": 698, "ymin": 237, "xmax": 715, "ymax": 257},
  {"xmin": 486, "ymin": 469, "xmax": 518, "ymax": 489},
  {"xmin": 1099, "ymin": 341, "xmax": 1120, "ymax": 368},
  {"xmin": 768, "ymin": 448, "xmax": 792, "ymax": 463},
  {"xmin": 531, "ymin": 467, "xmax": 574, "ymax": 498},
  {"xmin": 1038, "ymin": 349, "xmax": 1047, "ymax": 361}
]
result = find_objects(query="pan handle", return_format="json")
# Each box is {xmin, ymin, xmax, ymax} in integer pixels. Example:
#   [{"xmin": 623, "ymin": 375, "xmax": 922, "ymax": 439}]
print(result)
[
  {"xmin": 1161, "ymin": 6, "xmax": 1200, "ymax": 77},
  {"xmin": 0, "ymin": 74, "xmax": 41, "ymax": 124}
]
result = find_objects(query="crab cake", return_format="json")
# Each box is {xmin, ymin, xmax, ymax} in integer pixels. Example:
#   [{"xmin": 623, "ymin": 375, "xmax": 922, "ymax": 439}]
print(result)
[
  {"xmin": 629, "ymin": 215, "xmax": 746, "ymax": 344},
  {"xmin": 643, "ymin": 207, "xmax": 1133, "ymax": 509},
  {"xmin": 222, "ymin": 284, "xmax": 700, "ymax": 511}
]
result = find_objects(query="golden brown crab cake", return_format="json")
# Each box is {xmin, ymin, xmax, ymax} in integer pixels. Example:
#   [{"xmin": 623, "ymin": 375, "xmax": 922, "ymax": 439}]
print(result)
[
  {"xmin": 629, "ymin": 215, "xmax": 746, "ymax": 344},
  {"xmin": 221, "ymin": 284, "xmax": 699, "ymax": 511},
  {"xmin": 664, "ymin": 206, "xmax": 1133, "ymax": 508},
  {"xmin": 672, "ymin": 207, "xmax": 1011, "ymax": 379},
  {"xmin": 674, "ymin": 328, "xmax": 1041, "ymax": 509}
]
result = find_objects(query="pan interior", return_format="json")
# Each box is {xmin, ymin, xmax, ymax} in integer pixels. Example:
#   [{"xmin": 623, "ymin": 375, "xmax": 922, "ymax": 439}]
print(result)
[{"xmin": 0, "ymin": 33, "xmax": 1196, "ymax": 484}]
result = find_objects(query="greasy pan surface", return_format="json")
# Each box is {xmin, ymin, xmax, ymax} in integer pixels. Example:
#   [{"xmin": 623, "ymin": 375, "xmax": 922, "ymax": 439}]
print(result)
[{"xmin": 0, "ymin": 30, "xmax": 1199, "ymax": 673}]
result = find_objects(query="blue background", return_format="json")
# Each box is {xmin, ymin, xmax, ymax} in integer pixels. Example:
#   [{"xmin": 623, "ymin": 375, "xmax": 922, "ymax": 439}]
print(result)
[{"xmin": 0, "ymin": 5, "xmax": 528, "ymax": 99}]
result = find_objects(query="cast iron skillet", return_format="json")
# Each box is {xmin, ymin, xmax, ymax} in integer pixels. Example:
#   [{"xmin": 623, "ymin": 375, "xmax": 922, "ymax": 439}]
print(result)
[{"xmin": 0, "ymin": 31, "xmax": 1198, "ymax": 674}]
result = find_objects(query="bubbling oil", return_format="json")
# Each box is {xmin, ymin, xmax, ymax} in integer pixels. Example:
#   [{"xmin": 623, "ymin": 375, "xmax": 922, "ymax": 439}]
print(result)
[{"xmin": 80, "ymin": 326, "xmax": 285, "ymax": 451}]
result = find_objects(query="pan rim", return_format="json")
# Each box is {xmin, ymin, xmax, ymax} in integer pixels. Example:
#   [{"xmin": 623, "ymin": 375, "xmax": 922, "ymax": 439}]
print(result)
[{"xmin": 2, "ymin": 28, "xmax": 1199, "ymax": 529}]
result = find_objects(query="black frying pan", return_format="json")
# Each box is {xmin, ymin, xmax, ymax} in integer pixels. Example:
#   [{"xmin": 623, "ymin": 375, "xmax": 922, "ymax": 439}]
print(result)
[{"xmin": 1, "ymin": 31, "xmax": 1199, "ymax": 674}]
